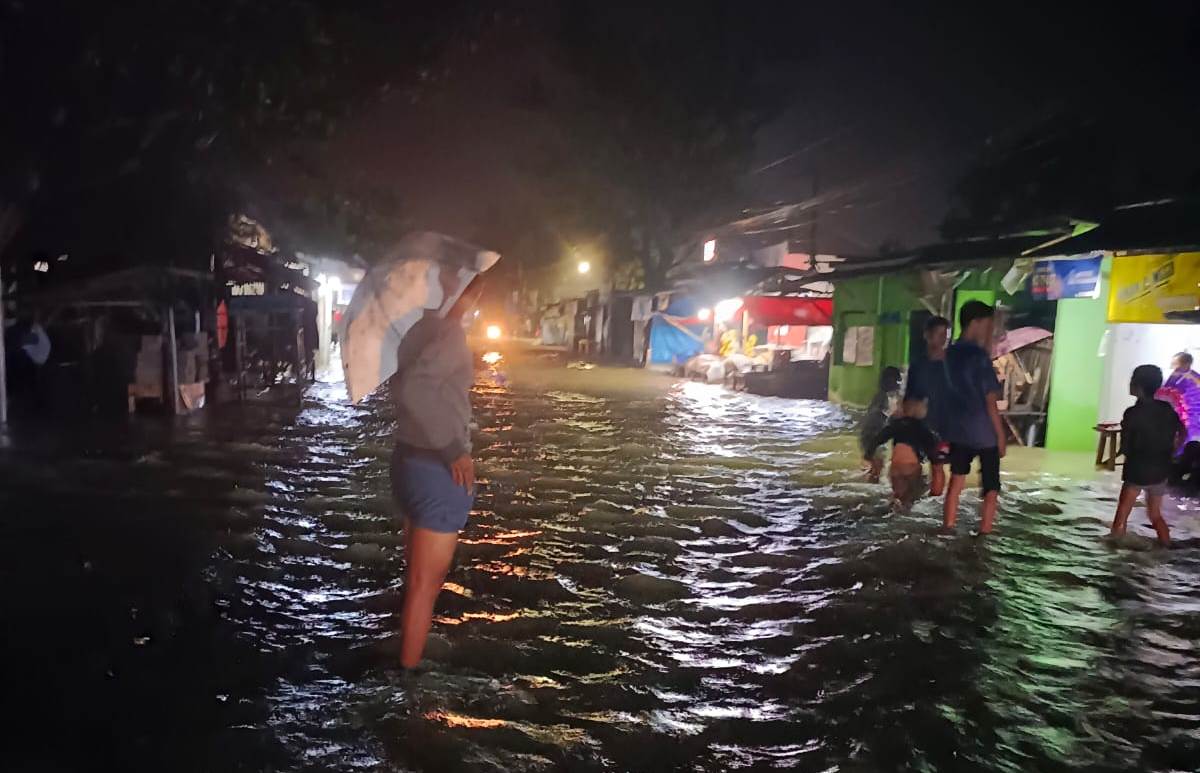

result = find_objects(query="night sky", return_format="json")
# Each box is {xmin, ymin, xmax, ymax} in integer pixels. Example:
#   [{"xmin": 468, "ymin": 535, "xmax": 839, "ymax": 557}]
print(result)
[
  {"xmin": 4, "ymin": 1, "xmax": 1199, "ymax": 270},
  {"xmin": 320, "ymin": 1, "xmax": 1200, "ymax": 259}
]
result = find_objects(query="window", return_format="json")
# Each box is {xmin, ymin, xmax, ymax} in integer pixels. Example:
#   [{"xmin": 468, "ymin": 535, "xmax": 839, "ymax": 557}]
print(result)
[{"xmin": 842, "ymin": 325, "xmax": 874, "ymax": 366}]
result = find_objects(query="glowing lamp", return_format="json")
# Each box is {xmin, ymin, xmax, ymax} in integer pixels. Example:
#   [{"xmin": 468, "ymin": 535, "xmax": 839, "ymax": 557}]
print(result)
[
  {"xmin": 485, "ymin": 324, "xmax": 502, "ymax": 340},
  {"xmin": 714, "ymin": 297, "xmax": 743, "ymax": 323},
  {"xmin": 697, "ymin": 308, "xmax": 712, "ymax": 321}
]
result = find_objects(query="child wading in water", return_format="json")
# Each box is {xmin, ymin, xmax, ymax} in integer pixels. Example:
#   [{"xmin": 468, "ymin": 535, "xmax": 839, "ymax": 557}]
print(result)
[
  {"xmin": 860, "ymin": 366, "xmax": 902, "ymax": 482},
  {"xmin": 864, "ymin": 397, "xmax": 941, "ymax": 511},
  {"xmin": 1110, "ymin": 364, "xmax": 1184, "ymax": 546},
  {"xmin": 942, "ymin": 301, "xmax": 1005, "ymax": 533}
]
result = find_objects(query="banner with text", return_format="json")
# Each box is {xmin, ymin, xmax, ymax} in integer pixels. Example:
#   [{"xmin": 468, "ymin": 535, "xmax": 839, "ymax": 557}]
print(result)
[
  {"xmin": 1030, "ymin": 254, "xmax": 1102, "ymax": 300},
  {"xmin": 1108, "ymin": 253, "xmax": 1200, "ymax": 323}
]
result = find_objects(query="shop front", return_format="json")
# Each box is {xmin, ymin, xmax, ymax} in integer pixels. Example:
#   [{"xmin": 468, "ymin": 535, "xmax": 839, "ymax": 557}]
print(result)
[
  {"xmin": 1036, "ymin": 252, "xmax": 1200, "ymax": 453},
  {"xmin": 827, "ymin": 254, "xmax": 1074, "ymax": 448},
  {"xmin": 1097, "ymin": 253, "xmax": 1200, "ymax": 427}
]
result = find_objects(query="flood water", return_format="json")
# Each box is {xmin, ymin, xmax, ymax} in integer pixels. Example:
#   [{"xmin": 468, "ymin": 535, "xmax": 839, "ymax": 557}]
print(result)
[{"xmin": 2, "ymin": 354, "xmax": 1199, "ymax": 772}]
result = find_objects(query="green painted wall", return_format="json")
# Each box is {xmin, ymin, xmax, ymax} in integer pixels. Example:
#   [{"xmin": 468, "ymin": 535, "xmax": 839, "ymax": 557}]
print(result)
[
  {"xmin": 1044, "ymin": 258, "xmax": 1111, "ymax": 451},
  {"xmin": 828, "ymin": 273, "xmax": 922, "ymax": 407},
  {"xmin": 825, "ymin": 256, "xmax": 1106, "ymax": 451},
  {"xmin": 950, "ymin": 260, "xmax": 1017, "ymax": 333},
  {"xmin": 828, "ymin": 261, "xmax": 1021, "ymax": 407}
]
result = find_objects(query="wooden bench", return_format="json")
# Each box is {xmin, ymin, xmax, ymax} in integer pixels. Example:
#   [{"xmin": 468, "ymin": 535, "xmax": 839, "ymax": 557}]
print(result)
[{"xmin": 1094, "ymin": 423, "xmax": 1121, "ymax": 470}]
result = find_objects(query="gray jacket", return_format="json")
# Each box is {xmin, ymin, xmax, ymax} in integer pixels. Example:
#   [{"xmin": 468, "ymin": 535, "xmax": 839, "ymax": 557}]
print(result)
[{"xmin": 392, "ymin": 313, "xmax": 473, "ymax": 463}]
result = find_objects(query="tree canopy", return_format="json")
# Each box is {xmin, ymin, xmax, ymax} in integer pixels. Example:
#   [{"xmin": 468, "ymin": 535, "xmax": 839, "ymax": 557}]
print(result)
[{"xmin": 0, "ymin": 0, "xmax": 478, "ymax": 269}]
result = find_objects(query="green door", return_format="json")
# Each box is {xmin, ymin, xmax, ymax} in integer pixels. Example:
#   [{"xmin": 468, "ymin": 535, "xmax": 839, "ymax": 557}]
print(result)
[{"xmin": 878, "ymin": 323, "xmax": 909, "ymax": 372}]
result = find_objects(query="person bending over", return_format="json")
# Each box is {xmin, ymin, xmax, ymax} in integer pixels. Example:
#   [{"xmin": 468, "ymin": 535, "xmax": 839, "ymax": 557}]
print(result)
[
  {"xmin": 864, "ymin": 397, "xmax": 941, "ymax": 512},
  {"xmin": 860, "ymin": 366, "xmax": 902, "ymax": 482}
]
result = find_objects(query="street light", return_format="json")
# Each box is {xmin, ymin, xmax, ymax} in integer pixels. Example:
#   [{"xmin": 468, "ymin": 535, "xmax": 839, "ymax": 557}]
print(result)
[{"xmin": 577, "ymin": 260, "xmax": 591, "ymax": 275}]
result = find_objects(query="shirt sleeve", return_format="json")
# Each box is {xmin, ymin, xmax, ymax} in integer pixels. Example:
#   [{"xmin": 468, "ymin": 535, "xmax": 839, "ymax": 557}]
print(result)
[
  {"xmin": 978, "ymin": 351, "xmax": 1002, "ymax": 398},
  {"xmin": 1118, "ymin": 407, "xmax": 1136, "ymax": 457}
]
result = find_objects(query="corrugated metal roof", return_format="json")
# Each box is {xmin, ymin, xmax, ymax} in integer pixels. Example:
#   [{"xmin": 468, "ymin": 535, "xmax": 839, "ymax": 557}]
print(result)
[{"xmin": 1025, "ymin": 199, "xmax": 1200, "ymax": 257}]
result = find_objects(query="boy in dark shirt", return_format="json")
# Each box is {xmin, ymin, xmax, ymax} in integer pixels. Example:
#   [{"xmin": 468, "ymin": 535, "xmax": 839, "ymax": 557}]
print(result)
[
  {"xmin": 864, "ymin": 397, "xmax": 942, "ymax": 511},
  {"xmin": 1110, "ymin": 364, "xmax": 1185, "ymax": 546},
  {"xmin": 904, "ymin": 315, "xmax": 951, "ymax": 495},
  {"xmin": 942, "ymin": 300, "xmax": 1006, "ymax": 533}
]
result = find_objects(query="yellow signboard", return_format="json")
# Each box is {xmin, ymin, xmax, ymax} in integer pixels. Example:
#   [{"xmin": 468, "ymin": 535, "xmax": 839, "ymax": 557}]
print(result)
[{"xmin": 1108, "ymin": 253, "xmax": 1200, "ymax": 323}]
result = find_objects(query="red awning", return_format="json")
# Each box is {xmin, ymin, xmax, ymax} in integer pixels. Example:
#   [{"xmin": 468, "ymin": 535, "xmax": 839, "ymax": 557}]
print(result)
[{"xmin": 742, "ymin": 296, "xmax": 833, "ymax": 327}]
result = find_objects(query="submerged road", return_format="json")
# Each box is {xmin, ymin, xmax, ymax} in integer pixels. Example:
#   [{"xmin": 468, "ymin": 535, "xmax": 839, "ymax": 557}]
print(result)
[{"xmin": 2, "ymin": 353, "xmax": 1198, "ymax": 772}]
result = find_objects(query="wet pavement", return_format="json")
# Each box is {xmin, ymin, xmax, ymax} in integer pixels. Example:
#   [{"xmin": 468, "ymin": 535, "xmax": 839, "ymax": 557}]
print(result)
[{"xmin": 2, "ymin": 353, "xmax": 1199, "ymax": 772}]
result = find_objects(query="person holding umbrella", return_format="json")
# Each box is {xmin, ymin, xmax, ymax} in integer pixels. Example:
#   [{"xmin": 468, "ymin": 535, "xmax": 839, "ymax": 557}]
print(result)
[
  {"xmin": 389, "ymin": 272, "xmax": 484, "ymax": 670},
  {"xmin": 341, "ymin": 232, "xmax": 499, "ymax": 669}
]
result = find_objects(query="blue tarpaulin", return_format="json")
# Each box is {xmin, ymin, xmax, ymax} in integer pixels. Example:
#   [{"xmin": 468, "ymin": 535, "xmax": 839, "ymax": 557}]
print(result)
[{"xmin": 648, "ymin": 295, "xmax": 706, "ymax": 365}]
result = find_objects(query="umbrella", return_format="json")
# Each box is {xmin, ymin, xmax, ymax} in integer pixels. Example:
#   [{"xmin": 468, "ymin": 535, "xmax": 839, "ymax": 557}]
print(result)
[
  {"xmin": 341, "ymin": 232, "xmax": 500, "ymax": 403},
  {"xmin": 991, "ymin": 326, "xmax": 1052, "ymax": 359}
]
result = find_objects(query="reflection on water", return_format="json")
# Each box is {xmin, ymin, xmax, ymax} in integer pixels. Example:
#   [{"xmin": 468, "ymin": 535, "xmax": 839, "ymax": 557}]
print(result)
[{"xmin": 2, "ymin": 363, "xmax": 1199, "ymax": 772}]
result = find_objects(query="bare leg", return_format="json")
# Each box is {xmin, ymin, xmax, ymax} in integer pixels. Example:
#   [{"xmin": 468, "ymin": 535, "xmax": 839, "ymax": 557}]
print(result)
[
  {"xmin": 888, "ymin": 471, "xmax": 906, "ymax": 512},
  {"xmin": 942, "ymin": 474, "xmax": 966, "ymax": 529},
  {"xmin": 1109, "ymin": 483, "xmax": 1139, "ymax": 537},
  {"xmin": 400, "ymin": 526, "xmax": 459, "ymax": 669},
  {"xmin": 1145, "ymin": 494, "xmax": 1171, "ymax": 547},
  {"xmin": 930, "ymin": 463, "xmax": 946, "ymax": 496},
  {"xmin": 980, "ymin": 490, "xmax": 999, "ymax": 534}
]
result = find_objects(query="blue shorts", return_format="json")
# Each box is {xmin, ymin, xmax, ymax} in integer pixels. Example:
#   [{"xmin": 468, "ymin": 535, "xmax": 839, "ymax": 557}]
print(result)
[{"xmin": 390, "ymin": 450, "xmax": 473, "ymax": 533}]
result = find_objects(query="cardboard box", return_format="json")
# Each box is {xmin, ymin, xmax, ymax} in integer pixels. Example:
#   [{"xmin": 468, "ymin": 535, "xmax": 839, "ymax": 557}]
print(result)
[
  {"xmin": 177, "ymin": 347, "xmax": 198, "ymax": 384},
  {"xmin": 134, "ymin": 351, "xmax": 162, "ymax": 386}
]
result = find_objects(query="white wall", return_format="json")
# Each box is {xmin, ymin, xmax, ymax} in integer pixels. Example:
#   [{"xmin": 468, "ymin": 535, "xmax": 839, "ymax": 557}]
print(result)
[{"xmin": 1098, "ymin": 323, "xmax": 1200, "ymax": 421}]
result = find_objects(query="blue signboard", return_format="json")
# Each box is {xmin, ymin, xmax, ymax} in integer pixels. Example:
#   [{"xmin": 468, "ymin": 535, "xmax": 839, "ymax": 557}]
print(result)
[{"xmin": 1030, "ymin": 254, "xmax": 1102, "ymax": 300}]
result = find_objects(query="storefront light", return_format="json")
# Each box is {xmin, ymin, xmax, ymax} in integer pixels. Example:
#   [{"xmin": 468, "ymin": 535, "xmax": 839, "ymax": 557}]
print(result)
[{"xmin": 714, "ymin": 297, "xmax": 743, "ymax": 323}]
